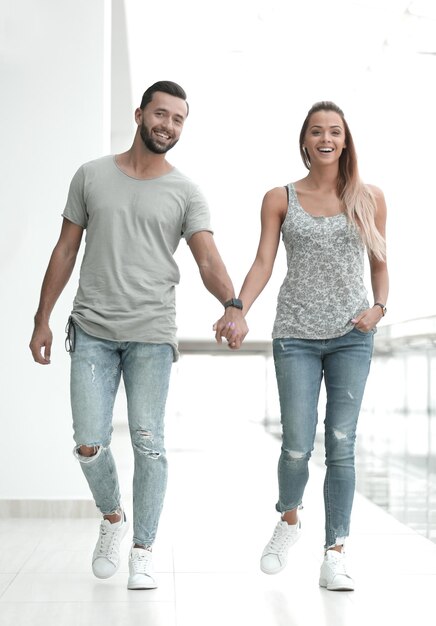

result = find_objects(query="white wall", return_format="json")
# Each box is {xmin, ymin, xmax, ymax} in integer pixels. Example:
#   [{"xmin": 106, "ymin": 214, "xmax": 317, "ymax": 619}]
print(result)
[{"xmin": 0, "ymin": 0, "xmax": 110, "ymax": 500}]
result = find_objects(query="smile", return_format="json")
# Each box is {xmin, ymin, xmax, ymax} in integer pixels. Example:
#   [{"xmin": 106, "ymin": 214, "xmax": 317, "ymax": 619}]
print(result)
[{"xmin": 154, "ymin": 130, "xmax": 171, "ymax": 140}]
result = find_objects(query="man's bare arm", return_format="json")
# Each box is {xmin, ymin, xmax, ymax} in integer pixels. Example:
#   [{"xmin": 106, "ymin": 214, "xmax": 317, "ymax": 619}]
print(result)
[
  {"xmin": 188, "ymin": 231, "xmax": 248, "ymax": 349},
  {"xmin": 29, "ymin": 218, "xmax": 84, "ymax": 364}
]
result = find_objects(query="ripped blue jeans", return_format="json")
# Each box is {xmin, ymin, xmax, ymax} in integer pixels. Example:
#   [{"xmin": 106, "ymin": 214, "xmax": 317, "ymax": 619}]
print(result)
[
  {"xmin": 69, "ymin": 322, "xmax": 173, "ymax": 547},
  {"xmin": 273, "ymin": 328, "xmax": 374, "ymax": 549}
]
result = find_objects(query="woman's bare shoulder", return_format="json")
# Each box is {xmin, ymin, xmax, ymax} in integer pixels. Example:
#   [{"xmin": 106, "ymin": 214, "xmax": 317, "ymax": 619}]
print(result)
[{"xmin": 366, "ymin": 183, "xmax": 385, "ymax": 200}]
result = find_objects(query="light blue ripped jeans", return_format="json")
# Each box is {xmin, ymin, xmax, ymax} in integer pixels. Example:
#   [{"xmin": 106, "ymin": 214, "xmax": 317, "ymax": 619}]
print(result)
[
  {"xmin": 69, "ymin": 322, "xmax": 173, "ymax": 547},
  {"xmin": 273, "ymin": 327, "xmax": 374, "ymax": 549}
]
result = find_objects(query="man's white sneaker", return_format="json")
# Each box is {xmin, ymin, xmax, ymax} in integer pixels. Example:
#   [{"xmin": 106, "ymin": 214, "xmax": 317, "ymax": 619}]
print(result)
[
  {"xmin": 319, "ymin": 550, "xmax": 355, "ymax": 591},
  {"xmin": 92, "ymin": 511, "xmax": 129, "ymax": 579},
  {"xmin": 260, "ymin": 519, "xmax": 302, "ymax": 574},
  {"xmin": 127, "ymin": 547, "xmax": 158, "ymax": 589}
]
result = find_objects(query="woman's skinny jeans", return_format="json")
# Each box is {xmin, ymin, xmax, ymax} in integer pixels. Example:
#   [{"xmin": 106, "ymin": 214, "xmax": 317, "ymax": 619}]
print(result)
[
  {"xmin": 69, "ymin": 323, "xmax": 173, "ymax": 547},
  {"xmin": 273, "ymin": 327, "xmax": 374, "ymax": 549}
]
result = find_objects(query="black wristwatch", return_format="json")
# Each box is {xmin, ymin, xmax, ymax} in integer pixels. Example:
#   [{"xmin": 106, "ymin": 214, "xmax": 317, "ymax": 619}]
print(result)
[
  {"xmin": 224, "ymin": 298, "xmax": 243, "ymax": 310},
  {"xmin": 374, "ymin": 302, "xmax": 387, "ymax": 316}
]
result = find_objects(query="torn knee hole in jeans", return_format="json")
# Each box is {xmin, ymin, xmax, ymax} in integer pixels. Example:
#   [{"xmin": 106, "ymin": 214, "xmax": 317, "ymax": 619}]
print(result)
[
  {"xmin": 288, "ymin": 449, "xmax": 306, "ymax": 459},
  {"xmin": 133, "ymin": 430, "xmax": 161, "ymax": 459},
  {"xmin": 73, "ymin": 444, "xmax": 103, "ymax": 463},
  {"xmin": 333, "ymin": 429, "xmax": 348, "ymax": 440},
  {"xmin": 284, "ymin": 449, "xmax": 307, "ymax": 463}
]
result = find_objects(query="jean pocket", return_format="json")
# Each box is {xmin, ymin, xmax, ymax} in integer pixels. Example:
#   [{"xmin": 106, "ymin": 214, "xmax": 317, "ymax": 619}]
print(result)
[{"xmin": 352, "ymin": 326, "xmax": 375, "ymax": 336}]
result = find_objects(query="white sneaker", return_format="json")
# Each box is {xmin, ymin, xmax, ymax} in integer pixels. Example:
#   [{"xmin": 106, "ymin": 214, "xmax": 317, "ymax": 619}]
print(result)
[
  {"xmin": 260, "ymin": 519, "xmax": 301, "ymax": 574},
  {"xmin": 127, "ymin": 547, "xmax": 157, "ymax": 589},
  {"xmin": 319, "ymin": 550, "xmax": 355, "ymax": 591},
  {"xmin": 92, "ymin": 511, "xmax": 129, "ymax": 579}
]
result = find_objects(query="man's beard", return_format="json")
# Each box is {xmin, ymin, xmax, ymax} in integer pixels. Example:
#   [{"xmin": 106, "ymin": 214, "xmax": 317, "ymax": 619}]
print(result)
[{"xmin": 140, "ymin": 122, "xmax": 179, "ymax": 154}]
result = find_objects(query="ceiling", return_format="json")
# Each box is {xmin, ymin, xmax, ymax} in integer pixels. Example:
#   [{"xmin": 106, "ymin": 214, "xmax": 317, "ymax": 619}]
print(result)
[{"xmin": 122, "ymin": 0, "xmax": 435, "ymax": 89}]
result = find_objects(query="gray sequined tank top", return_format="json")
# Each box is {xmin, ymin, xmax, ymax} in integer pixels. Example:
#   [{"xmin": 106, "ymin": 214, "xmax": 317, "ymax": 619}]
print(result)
[{"xmin": 272, "ymin": 183, "xmax": 369, "ymax": 340}]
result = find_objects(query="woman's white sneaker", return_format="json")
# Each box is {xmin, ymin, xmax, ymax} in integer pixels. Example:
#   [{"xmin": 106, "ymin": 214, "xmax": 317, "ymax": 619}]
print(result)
[
  {"xmin": 319, "ymin": 550, "xmax": 355, "ymax": 591},
  {"xmin": 127, "ymin": 547, "xmax": 157, "ymax": 590},
  {"xmin": 260, "ymin": 519, "xmax": 302, "ymax": 574},
  {"xmin": 92, "ymin": 512, "xmax": 129, "ymax": 579}
]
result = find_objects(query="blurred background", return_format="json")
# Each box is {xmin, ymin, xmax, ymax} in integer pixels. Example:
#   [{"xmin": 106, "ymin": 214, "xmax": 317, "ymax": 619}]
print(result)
[{"xmin": 1, "ymin": 0, "xmax": 435, "ymax": 541}]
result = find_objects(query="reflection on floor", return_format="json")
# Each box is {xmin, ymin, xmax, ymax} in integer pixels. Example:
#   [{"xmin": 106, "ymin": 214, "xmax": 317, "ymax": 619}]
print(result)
[{"xmin": 1, "ymin": 403, "xmax": 436, "ymax": 626}]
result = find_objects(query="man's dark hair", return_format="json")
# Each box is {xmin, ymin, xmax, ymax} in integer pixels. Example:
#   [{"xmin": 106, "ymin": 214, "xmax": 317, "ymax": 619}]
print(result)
[{"xmin": 140, "ymin": 81, "xmax": 189, "ymax": 116}]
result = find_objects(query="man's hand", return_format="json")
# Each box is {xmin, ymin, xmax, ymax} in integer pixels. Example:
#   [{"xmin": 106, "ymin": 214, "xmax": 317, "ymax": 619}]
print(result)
[
  {"xmin": 29, "ymin": 322, "xmax": 53, "ymax": 364},
  {"xmin": 213, "ymin": 308, "xmax": 249, "ymax": 350}
]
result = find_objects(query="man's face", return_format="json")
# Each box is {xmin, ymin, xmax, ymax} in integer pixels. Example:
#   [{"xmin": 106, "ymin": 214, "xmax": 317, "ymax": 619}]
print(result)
[{"xmin": 138, "ymin": 92, "xmax": 188, "ymax": 154}]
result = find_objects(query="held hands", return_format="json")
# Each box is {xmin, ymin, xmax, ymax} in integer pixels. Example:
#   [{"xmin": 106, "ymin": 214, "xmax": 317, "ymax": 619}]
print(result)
[
  {"xmin": 213, "ymin": 308, "xmax": 249, "ymax": 350},
  {"xmin": 29, "ymin": 322, "xmax": 53, "ymax": 364},
  {"xmin": 351, "ymin": 306, "xmax": 383, "ymax": 333}
]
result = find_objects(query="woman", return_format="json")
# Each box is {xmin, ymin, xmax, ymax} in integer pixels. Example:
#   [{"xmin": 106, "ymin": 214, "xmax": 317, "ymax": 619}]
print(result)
[{"xmin": 215, "ymin": 101, "xmax": 388, "ymax": 590}]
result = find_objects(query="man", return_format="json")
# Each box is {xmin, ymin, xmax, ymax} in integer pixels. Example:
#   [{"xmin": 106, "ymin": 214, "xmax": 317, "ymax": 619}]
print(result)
[{"xmin": 29, "ymin": 81, "xmax": 247, "ymax": 590}]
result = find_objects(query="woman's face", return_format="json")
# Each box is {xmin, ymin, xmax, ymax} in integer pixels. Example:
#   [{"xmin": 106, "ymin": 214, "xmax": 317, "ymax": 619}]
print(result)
[{"xmin": 303, "ymin": 110, "xmax": 347, "ymax": 166}]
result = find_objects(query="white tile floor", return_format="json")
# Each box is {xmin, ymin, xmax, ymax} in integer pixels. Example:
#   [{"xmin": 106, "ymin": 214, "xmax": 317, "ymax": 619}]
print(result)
[{"xmin": 1, "ymin": 408, "xmax": 436, "ymax": 626}]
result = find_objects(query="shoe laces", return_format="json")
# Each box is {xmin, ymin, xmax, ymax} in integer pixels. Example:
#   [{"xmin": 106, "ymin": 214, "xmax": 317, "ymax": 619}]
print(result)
[
  {"xmin": 131, "ymin": 549, "xmax": 153, "ymax": 575},
  {"xmin": 267, "ymin": 523, "xmax": 297, "ymax": 555},
  {"xmin": 327, "ymin": 551, "xmax": 349, "ymax": 576},
  {"xmin": 95, "ymin": 521, "xmax": 120, "ymax": 560}
]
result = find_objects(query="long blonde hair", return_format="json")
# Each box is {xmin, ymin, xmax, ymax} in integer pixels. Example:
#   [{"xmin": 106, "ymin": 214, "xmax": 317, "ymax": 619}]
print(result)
[{"xmin": 299, "ymin": 101, "xmax": 386, "ymax": 261}]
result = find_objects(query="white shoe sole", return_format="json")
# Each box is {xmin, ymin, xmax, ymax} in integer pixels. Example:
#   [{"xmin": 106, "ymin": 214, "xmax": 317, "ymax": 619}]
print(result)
[
  {"xmin": 127, "ymin": 576, "xmax": 158, "ymax": 590},
  {"xmin": 319, "ymin": 578, "xmax": 354, "ymax": 591},
  {"xmin": 260, "ymin": 558, "xmax": 287, "ymax": 575}
]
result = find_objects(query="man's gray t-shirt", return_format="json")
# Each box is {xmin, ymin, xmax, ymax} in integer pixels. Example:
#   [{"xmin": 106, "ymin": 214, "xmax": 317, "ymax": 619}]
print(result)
[{"xmin": 62, "ymin": 155, "xmax": 212, "ymax": 359}]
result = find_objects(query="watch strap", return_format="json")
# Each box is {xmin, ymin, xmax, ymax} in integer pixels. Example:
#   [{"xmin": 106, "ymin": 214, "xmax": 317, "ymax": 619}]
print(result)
[
  {"xmin": 224, "ymin": 298, "xmax": 243, "ymax": 310},
  {"xmin": 374, "ymin": 302, "xmax": 387, "ymax": 316}
]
